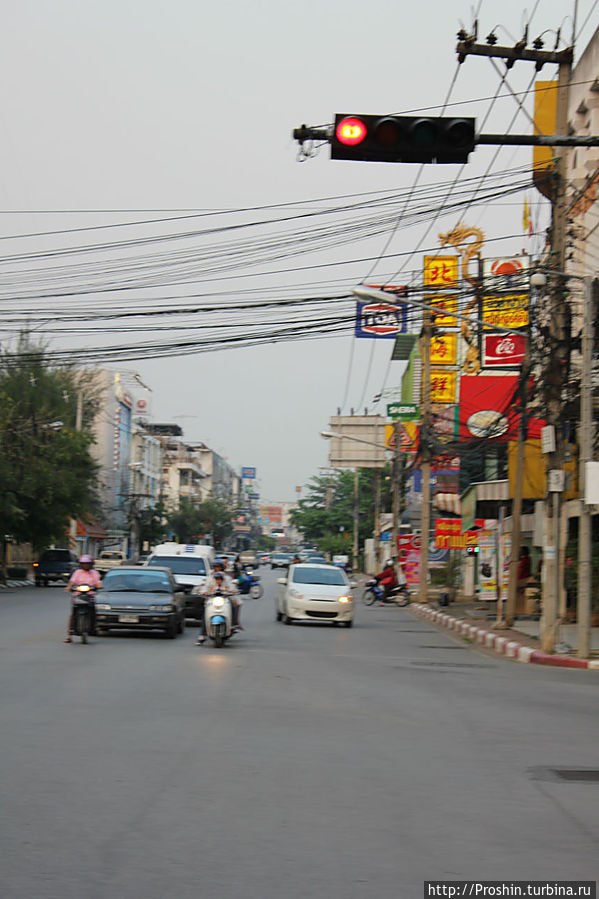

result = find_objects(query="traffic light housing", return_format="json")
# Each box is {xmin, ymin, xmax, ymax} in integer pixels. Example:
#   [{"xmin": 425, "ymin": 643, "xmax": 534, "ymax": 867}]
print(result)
[
  {"xmin": 331, "ymin": 114, "xmax": 476, "ymax": 164},
  {"xmin": 466, "ymin": 545, "xmax": 480, "ymax": 556}
]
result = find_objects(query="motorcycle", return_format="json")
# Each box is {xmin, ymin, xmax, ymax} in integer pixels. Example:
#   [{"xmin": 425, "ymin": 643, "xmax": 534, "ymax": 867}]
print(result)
[
  {"xmin": 362, "ymin": 579, "xmax": 411, "ymax": 607},
  {"xmin": 204, "ymin": 589, "xmax": 238, "ymax": 647},
  {"xmin": 70, "ymin": 584, "xmax": 96, "ymax": 643},
  {"xmin": 237, "ymin": 568, "xmax": 263, "ymax": 599}
]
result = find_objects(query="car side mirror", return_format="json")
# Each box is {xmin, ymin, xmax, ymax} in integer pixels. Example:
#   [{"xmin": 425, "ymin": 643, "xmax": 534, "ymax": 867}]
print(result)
[
  {"xmin": 350, "ymin": 581, "xmax": 357, "ymax": 588},
  {"xmin": 277, "ymin": 578, "xmax": 287, "ymax": 585}
]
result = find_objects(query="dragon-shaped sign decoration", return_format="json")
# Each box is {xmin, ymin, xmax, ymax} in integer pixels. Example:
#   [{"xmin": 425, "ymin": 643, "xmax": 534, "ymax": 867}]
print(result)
[{"xmin": 438, "ymin": 223, "xmax": 485, "ymax": 375}]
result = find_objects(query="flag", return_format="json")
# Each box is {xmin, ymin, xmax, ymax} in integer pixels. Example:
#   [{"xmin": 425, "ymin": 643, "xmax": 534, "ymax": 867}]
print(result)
[{"xmin": 523, "ymin": 196, "xmax": 533, "ymax": 236}]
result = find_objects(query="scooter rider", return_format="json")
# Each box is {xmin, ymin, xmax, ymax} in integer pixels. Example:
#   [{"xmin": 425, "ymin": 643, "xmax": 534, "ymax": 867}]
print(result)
[
  {"xmin": 64, "ymin": 554, "xmax": 102, "ymax": 642},
  {"xmin": 374, "ymin": 559, "xmax": 398, "ymax": 602},
  {"xmin": 194, "ymin": 559, "xmax": 240, "ymax": 645}
]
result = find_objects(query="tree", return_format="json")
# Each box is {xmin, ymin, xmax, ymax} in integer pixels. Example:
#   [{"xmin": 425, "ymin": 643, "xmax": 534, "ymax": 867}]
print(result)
[
  {"xmin": 167, "ymin": 497, "xmax": 233, "ymax": 546},
  {"xmin": 0, "ymin": 335, "xmax": 100, "ymax": 555},
  {"xmin": 290, "ymin": 469, "xmax": 389, "ymax": 557}
]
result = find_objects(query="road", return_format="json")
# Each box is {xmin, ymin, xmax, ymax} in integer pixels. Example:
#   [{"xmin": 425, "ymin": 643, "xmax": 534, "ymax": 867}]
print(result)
[{"xmin": 1, "ymin": 569, "xmax": 598, "ymax": 899}]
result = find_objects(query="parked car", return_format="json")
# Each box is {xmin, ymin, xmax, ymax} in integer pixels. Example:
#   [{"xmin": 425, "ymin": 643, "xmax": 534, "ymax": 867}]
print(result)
[
  {"xmin": 33, "ymin": 548, "xmax": 78, "ymax": 587},
  {"xmin": 95, "ymin": 550, "xmax": 127, "ymax": 577},
  {"xmin": 270, "ymin": 552, "xmax": 292, "ymax": 569},
  {"xmin": 275, "ymin": 563, "xmax": 354, "ymax": 627},
  {"xmin": 95, "ymin": 566, "xmax": 186, "ymax": 638}
]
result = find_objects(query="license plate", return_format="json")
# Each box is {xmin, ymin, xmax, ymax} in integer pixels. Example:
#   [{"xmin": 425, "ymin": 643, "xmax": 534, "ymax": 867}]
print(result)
[{"xmin": 118, "ymin": 614, "xmax": 139, "ymax": 624}]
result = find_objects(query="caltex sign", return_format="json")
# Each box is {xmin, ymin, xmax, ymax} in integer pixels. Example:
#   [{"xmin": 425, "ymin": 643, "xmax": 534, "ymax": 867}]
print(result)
[{"xmin": 355, "ymin": 300, "xmax": 407, "ymax": 339}]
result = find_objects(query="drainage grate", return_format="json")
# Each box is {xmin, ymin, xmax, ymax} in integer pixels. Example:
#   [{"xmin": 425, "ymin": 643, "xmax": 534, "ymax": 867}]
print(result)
[
  {"xmin": 403, "ymin": 660, "xmax": 493, "ymax": 669},
  {"xmin": 418, "ymin": 644, "xmax": 467, "ymax": 650},
  {"xmin": 552, "ymin": 769, "xmax": 599, "ymax": 783},
  {"xmin": 529, "ymin": 767, "xmax": 599, "ymax": 783}
]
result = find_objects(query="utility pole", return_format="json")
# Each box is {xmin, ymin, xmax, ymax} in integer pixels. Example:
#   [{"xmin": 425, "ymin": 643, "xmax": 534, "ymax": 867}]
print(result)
[
  {"xmin": 419, "ymin": 308, "xmax": 432, "ymax": 603},
  {"xmin": 353, "ymin": 468, "xmax": 359, "ymax": 573},
  {"xmin": 577, "ymin": 276, "xmax": 593, "ymax": 658},
  {"xmin": 456, "ymin": 27, "xmax": 573, "ymax": 653}
]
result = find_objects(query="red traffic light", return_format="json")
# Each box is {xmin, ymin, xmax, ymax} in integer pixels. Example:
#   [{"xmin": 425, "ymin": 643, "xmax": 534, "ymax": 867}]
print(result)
[{"xmin": 336, "ymin": 116, "xmax": 367, "ymax": 146}]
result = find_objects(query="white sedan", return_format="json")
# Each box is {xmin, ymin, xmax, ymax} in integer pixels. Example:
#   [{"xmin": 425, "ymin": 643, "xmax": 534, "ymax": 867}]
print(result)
[{"xmin": 275, "ymin": 564, "xmax": 354, "ymax": 628}]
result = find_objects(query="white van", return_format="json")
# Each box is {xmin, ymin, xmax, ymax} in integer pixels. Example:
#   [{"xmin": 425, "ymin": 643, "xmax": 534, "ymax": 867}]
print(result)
[{"xmin": 145, "ymin": 544, "xmax": 214, "ymax": 619}]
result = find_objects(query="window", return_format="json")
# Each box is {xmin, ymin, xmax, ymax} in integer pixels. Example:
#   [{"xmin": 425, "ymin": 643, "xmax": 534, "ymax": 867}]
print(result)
[{"xmin": 292, "ymin": 567, "xmax": 346, "ymax": 586}]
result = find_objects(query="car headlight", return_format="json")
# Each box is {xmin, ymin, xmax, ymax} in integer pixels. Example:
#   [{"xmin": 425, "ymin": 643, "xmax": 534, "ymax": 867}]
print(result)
[
  {"xmin": 338, "ymin": 596, "xmax": 351, "ymax": 603},
  {"xmin": 289, "ymin": 588, "xmax": 304, "ymax": 599},
  {"xmin": 96, "ymin": 603, "xmax": 111, "ymax": 611}
]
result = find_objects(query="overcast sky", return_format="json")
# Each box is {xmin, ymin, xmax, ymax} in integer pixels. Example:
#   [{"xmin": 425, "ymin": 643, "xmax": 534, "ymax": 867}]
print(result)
[{"xmin": 0, "ymin": 0, "xmax": 596, "ymax": 503}]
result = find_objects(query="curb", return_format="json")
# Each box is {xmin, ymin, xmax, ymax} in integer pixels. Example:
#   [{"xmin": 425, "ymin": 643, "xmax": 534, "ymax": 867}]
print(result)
[{"xmin": 410, "ymin": 603, "xmax": 599, "ymax": 671}]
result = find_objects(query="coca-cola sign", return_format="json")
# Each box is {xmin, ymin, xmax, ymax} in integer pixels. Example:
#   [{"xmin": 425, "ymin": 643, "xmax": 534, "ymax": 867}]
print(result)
[{"xmin": 482, "ymin": 334, "xmax": 526, "ymax": 368}]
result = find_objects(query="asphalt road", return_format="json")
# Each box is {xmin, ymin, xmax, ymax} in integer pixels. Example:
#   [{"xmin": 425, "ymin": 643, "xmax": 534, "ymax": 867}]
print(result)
[{"xmin": 1, "ymin": 570, "xmax": 598, "ymax": 899}]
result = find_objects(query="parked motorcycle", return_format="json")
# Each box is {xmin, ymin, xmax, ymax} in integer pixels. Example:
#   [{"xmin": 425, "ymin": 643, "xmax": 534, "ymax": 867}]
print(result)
[
  {"xmin": 362, "ymin": 579, "xmax": 411, "ymax": 607},
  {"xmin": 70, "ymin": 584, "xmax": 96, "ymax": 643},
  {"xmin": 237, "ymin": 569, "xmax": 263, "ymax": 599},
  {"xmin": 204, "ymin": 589, "xmax": 236, "ymax": 647}
]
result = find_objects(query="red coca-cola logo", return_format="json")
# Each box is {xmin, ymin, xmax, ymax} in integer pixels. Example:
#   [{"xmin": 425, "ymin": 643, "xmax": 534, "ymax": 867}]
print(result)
[{"xmin": 483, "ymin": 334, "xmax": 525, "ymax": 367}]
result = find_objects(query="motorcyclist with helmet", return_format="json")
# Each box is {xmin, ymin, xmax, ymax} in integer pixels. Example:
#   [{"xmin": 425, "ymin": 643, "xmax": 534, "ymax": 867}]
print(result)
[
  {"xmin": 374, "ymin": 558, "xmax": 399, "ymax": 603},
  {"xmin": 63, "ymin": 554, "xmax": 103, "ymax": 642},
  {"xmin": 193, "ymin": 558, "xmax": 241, "ymax": 645}
]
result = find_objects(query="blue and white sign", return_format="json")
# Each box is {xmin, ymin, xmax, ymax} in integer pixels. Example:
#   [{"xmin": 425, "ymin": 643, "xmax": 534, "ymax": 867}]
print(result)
[
  {"xmin": 355, "ymin": 300, "xmax": 407, "ymax": 339},
  {"xmin": 241, "ymin": 467, "xmax": 257, "ymax": 479}
]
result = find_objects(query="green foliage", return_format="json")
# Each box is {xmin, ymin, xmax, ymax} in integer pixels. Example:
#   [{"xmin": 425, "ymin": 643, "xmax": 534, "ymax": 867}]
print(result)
[
  {"xmin": 0, "ymin": 336, "xmax": 99, "ymax": 550},
  {"xmin": 290, "ymin": 468, "xmax": 390, "ymax": 554},
  {"xmin": 167, "ymin": 496, "xmax": 233, "ymax": 545},
  {"xmin": 139, "ymin": 501, "xmax": 169, "ymax": 549}
]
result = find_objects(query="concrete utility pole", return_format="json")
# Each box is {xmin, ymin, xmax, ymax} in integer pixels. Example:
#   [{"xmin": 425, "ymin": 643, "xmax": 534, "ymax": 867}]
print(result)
[
  {"xmin": 456, "ymin": 29, "xmax": 573, "ymax": 652},
  {"xmin": 419, "ymin": 309, "xmax": 433, "ymax": 604},
  {"xmin": 577, "ymin": 277, "xmax": 594, "ymax": 658},
  {"xmin": 540, "ymin": 58, "xmax": 571, "ymax": 654}
]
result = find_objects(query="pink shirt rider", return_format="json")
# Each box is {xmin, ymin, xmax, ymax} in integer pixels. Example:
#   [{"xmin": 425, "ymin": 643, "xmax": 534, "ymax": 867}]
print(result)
[{"xmin": 68, "ymin": 568, "xmax": 102, "ymax": 590}]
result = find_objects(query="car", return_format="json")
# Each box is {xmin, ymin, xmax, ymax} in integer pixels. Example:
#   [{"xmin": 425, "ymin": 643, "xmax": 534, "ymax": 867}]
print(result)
[
  {"xmin": 257, "ymin": 551, "xmax": 271, "ymax": 565},
  {"xmin": 305, "ymin": 555, "xmax": 327, "ymax": 565},
  {"xmin": 239, "ymin": 550, "xmax": 258, "ymax": 568},
  {"xmin": 95, "ymin": 566, "xmax": 186, "ymax": 638},
  {"xmin": 275, "ymin": 563, "xmax": 354, "ymax": 627},
  {"xmin": 33, "ymin": 548, "xmax": 79, "ymax": 587},
  {"xmin": 270, "ymin": 552, "xmax": 292, "ymax": 569}
]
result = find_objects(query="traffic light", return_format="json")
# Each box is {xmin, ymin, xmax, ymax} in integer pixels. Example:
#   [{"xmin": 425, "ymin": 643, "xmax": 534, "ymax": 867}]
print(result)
[
  {"xmin": 466, "ymin": 545, "xmax": 480, "ymax": 556},
  {"xmin": 331, "ymin": 114, "xmax": 476, "ymax": 164}
]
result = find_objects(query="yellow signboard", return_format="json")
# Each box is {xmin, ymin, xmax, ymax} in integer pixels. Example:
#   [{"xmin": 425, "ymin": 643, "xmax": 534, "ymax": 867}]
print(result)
[
  {"xmin": 430, "ymin": 333, "xmax": 457, "ymax": 366},
  {"xmin": 427, "ymin": 294, "xmax": 458, "ymax": 328},
  {"xmin": 482, "ymin": 294, "xmax": 529, "ymax": 330},
  {"xmin": 429, "ymin": 370, "xmax": 457, "ymax": 404},
  {"xmin": 423, "ymin": 256, "xmax": 459, "ymax": 289},
  {"xmin": 385, "ymin": 422, "xmax": 419, "ymax": 453}
]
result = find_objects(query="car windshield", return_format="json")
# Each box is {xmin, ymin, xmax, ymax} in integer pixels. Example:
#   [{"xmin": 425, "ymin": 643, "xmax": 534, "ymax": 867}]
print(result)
[
  {"xmin": 148, "ymin": 556, "xmax": 207, "ymax": 575},
  {"xmin": 104, "ymin": 570, "xmax": 172, "ymax": 593},
  {"xmin": 273, "ymin": 554, "xmax": 290, "ymax": 561},
  {"xmin": 41, "ymin": 550, "xmax": 72, "ymax": 561},
  {"xmin": 102, "ymin": 552, "xmax": 122, "ymax": 560},
  {"xmin": 292, "ymin": 567, "xmax": 347, "ymax": 586}
]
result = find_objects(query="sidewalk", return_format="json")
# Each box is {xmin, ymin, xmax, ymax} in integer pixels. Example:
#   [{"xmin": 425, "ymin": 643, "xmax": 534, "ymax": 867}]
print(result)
[{"xmin": 410, "ymin": 599, "xmax": 599, "ymax": 670}]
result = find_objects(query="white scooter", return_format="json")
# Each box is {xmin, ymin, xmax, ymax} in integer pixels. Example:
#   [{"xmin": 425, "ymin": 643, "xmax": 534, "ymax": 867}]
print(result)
[{"xmin": 204, "ymin": 589, "xmax": 240, "ymax": 647}]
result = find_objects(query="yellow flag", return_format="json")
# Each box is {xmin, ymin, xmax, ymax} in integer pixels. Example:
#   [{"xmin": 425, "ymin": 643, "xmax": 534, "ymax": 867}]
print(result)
[{"xmin": 523, "ymin": 196, "xmax": 531, "ymax": 233}]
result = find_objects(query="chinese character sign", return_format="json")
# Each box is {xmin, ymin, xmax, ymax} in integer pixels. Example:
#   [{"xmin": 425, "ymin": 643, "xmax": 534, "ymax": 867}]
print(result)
[
  {"xmin": 429, "ymin": 371, "xmax": 457, "ymax": 404},
  {"xmin": 427, "ymin": 294, "xmax": 458, "ymax": 328},
  {"xmin": 423, "ymin": 256, "xmax": 459, "ymax": 289},
  {"xmin": 430, "ymin": 333, "xmax": 457, "ymax": 366}
]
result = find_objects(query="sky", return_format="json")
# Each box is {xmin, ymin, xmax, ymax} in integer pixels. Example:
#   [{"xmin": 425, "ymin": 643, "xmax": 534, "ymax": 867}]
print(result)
[{"xmin": 0, "ymin": 0, "xmax": 596, "ymax": 503}]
